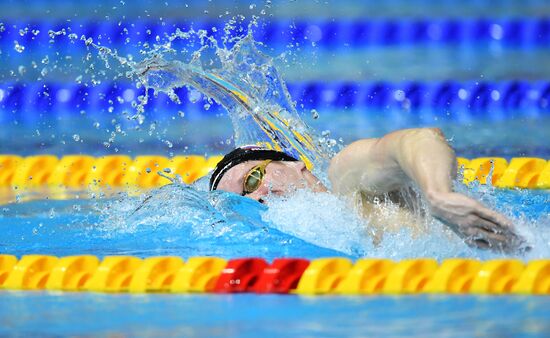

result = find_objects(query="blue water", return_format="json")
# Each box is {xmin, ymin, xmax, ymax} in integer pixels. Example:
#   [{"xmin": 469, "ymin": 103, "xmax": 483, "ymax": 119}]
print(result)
[
  {"xmin": 4, "ymin": 39, "xmax": 550, "ymax": 85},
  {"xmin": 1, "ymin": 1, "xmax": 550, "ymax": 337},
  {"xmin": 1, "ymin": 112, "xmax": 550, "ymax": 157},
  {"xmin": 4, "ymin": 0, "xmax": 550, "ymax": 19},
  {"xmin": 1, "ymin": 180, "xmax": 549, "ymax": 261},
  {"xmin": 0, "ymin": 293, "xmax": 549, "ymax": 337},
  {"xmin": 1, "ymin": 165, "xmax": 547, "ymax": 338}
]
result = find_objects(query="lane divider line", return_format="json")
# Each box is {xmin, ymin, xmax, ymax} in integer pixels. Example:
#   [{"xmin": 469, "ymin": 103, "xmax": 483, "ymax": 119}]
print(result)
[
  {"xmin": 0, "ymin": 155, "xmax": 548, "ymax": 193},
  {"xmin": 1, "ymin": 255, "xmax": 549, "ymax": 295},
  {"xmin": 3, "ymin": 81, "xmax": 550, "ymax": 115}
]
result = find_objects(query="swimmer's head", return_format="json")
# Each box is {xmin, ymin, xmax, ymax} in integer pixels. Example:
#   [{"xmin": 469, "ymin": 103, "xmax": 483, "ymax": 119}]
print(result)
[{"xmin": 210, "ymin": 146, "xmax": 327, "ymax": 203}]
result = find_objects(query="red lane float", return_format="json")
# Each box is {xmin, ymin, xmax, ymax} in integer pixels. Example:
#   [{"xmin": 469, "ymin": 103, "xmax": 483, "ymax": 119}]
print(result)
[
  {"xmin": 213, "ymin": 258, "xmax": 268, "ymax": 293},
  {"xmin": 253, "ymin": 258, "xmax": 310, "ymax": 294}
]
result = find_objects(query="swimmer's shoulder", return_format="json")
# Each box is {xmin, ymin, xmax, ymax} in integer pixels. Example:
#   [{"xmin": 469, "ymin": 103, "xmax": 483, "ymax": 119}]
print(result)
[{"xmin": 328, "ymin": 138, "xmax": 380, "ymax": 195}]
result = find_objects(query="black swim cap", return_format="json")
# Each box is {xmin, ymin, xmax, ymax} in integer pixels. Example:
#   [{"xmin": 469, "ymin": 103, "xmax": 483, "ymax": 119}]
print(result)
[{"xmin": 209, "ymin": 145, "xmax": 298, "ymax": 191}]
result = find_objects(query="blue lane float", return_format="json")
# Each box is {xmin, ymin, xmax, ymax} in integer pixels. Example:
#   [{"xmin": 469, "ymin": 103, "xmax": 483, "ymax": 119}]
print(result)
[
  {"xmin": 1, "ymin": 81, "xmax": 549, "ymax": 123},
  {"xmin": 1, "ymin": 18, "xmax": 550, "ymax": 52}
]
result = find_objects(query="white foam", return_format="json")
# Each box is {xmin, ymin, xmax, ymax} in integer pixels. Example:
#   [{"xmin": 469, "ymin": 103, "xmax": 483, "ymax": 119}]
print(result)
[
  {"xmin": 262, "ymin": 185, "xmax": 550, "ymax": 260},
  {"xmin": 262, "ymin": 190, "xmax": 372, "ymax": 256}
]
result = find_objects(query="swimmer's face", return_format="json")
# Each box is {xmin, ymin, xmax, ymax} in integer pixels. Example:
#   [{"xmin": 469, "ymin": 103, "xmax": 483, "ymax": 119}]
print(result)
[{"xmin": 216, "ymin": 160, "xmax": 328, "ymax": 203}]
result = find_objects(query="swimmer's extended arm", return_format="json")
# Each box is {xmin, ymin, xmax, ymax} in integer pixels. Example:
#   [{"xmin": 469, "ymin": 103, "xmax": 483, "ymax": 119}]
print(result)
[{"xmin": 328, "ymin": 128, "xmax": 524, "ymax": 252}]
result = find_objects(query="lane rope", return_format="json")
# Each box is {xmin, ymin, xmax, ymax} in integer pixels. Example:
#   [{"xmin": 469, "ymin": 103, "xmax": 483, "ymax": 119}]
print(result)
[
  {"xmin": 0, "ymin": 155, "xmax": 548, "ymax": 192},
  {"xmin": 2, "ymin": 80, "xmax": 550, "ymax": 115},
  {"xmin": 0, "ymin": 255, "xmax": 548, "ymax": 295}
]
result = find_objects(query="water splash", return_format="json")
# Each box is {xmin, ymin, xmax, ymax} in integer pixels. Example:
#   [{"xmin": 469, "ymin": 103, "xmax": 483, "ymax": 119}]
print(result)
[
  {"xmin": 262, "ymin": 186, "xmax": 550, "ymax": 260},
  {"xmin": 132, "ymin": 34, "xmax": 333, "ymax": 173},
  {"xmin": 80, "ymin": 19, "xmax": 335, "ymax": 175}
]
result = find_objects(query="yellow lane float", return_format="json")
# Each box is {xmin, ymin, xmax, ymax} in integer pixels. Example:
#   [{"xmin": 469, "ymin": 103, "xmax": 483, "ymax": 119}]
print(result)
[
  {"xmin": 1, "ymin": 255, "xmax": 549, "ymax": 295},
  {"xmin": 0, "ymin": 155, "xmax": 548, "ymax": 194}
]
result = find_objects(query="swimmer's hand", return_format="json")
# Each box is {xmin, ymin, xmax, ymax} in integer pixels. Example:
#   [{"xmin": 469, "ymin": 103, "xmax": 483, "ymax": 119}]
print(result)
[{"xmin": 428, "ymin": 192, "xmax": 527, "ymax": 253}]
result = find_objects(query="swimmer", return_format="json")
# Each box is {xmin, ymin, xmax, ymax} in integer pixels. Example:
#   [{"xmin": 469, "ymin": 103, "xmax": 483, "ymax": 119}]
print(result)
[
  {"xmin": 135, "ymin": 54, "xmax": 525, "ymax": 252},
  {"xmin": 210, "ymin": 128, "xmax": 526, "ymax": 253}
]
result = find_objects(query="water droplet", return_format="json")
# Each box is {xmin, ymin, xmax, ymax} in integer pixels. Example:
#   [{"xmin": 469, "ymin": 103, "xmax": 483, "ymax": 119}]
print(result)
[
  {"xmin": 13, "ymin": 41, "xmax": 25, "ymax": 53},
  {"xmin": 188, "ymin": 89, "xmax": 201, "ymax": 103},
  {"xmin": 310, "ymin": 109, "xmax": 319, "ymax": 119},
  {"xmin": 393, "ymin": 89, "xmax": 405, "ymax": 101}
]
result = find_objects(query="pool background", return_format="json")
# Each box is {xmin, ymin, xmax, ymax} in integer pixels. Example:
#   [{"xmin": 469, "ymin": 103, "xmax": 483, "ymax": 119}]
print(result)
[
  {"xmin": 1, "ymin": 0, "xmax": 550, "ymax": 159},
  {"xmin": 1, "ymin": 294, "xmax": 549, "ymax": 337},
  {"xmin": 1, "ymin": 0, "xmax": 550, "ymax": 337}
]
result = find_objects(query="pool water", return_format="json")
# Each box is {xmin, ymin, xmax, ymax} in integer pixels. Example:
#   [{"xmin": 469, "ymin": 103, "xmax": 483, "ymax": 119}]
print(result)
[
  {"xmin": 1, "ymin": 111, "xmax": 549, "ymax": 157},
  {"xmin": 1, "ymin": 293, "xmax": 549, "ymax": 337},
  {"xmin": 1, "ymin": 178, "xmax": 549, "ymax": 260},
  {"xmin": 1, "ymin": 1, "xmax": 550, "ymax": 337}
]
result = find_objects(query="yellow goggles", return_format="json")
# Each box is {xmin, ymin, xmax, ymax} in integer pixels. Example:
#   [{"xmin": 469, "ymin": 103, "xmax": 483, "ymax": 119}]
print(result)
[{"xmin": 242, "ymin": 160, "xmax": 272, "ymax": 195}]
